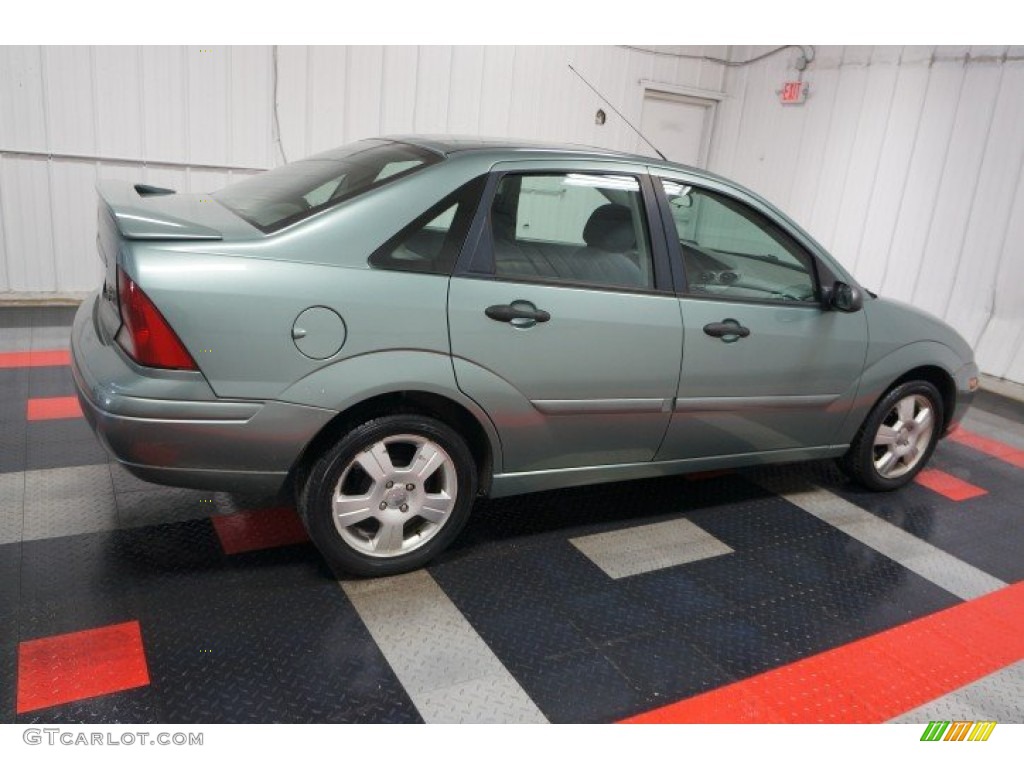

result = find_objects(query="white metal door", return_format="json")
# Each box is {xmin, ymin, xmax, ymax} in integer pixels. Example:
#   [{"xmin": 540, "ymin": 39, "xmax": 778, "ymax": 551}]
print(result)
[{"xmin": 638, "ymin": 92, "xmax": 715, "ymax": 167}]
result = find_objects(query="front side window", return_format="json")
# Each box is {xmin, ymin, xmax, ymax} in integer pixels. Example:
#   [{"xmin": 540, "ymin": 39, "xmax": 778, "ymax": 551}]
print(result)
[
  {"xmin": 489, "ymin": 173, "xmax": 654, "ymax": 290},
  {"xmin": 661, "ymin": 179, "xmax": 818, "ymax": 302},
  {"xmin": 214, "ymin": 140, "xmax": 440, "ymax": 233}
]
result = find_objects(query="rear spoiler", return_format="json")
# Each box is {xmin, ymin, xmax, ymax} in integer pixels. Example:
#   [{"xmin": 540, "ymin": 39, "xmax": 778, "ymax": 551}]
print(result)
[{"xmin": 96, "ymin": 180, "xmax": 223, "ymax": 241}]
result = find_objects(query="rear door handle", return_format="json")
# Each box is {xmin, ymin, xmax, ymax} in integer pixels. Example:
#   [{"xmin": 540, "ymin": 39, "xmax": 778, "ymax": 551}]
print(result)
[
  {"xmin": 703, "ymin": 318, "xmax": 750, "ymax": 342},
  {"xmin": 485, "ymin": 302, "xmax": 551, "ymax": 328}
]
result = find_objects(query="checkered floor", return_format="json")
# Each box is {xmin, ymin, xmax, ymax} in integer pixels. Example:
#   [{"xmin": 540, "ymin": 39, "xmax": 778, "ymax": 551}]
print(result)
[{"xmin": 1, "ymin": 305, "xmax": 1022, "ymax": 723}]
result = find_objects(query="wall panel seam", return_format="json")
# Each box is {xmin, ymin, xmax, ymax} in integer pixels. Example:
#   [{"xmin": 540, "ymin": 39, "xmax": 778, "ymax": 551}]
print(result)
[
  {"xmin": 939, "ymin": 63, "xmax": 1005, "ymax": 320},
  {"xmin": 39, "ymin": 46, "xmax": 59, "ymax": 292},
  {"xmin": 877, "ymin": 58, "xmax": 932, "ymax": 292},
  {"xmin": 908, "ymin": 63, "xmax": 968, "ymax": 302},
  {"xmin": 849, "ymin": 46, "xmax": 903, "ymax": 275}
]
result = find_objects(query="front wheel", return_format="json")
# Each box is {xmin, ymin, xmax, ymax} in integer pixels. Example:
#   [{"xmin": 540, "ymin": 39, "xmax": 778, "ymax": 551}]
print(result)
[
  {"xmin": 299, "ymin": 414, "xmax": 477, "ymax": 577},
  {"xmin": 840, "ymin": 381, "xmax": 943, "ymax": 491}
]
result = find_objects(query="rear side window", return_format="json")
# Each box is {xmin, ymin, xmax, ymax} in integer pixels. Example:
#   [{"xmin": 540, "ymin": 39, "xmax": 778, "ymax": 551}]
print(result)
[
  {"xmin": 214, "ymin": 140, "xmax": 440, "ymax": 233},
  {"xmin": 369, "ymin": 176, "xmax": 486, "ymax": 275}
]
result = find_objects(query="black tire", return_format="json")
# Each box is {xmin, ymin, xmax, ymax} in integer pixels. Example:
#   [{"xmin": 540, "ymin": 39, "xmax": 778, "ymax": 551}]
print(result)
[
  {"xmin": 298, "ymin": 414, "xmax": 477, "ymax": 577},
  {"xmin": 840, "ymin": 380, "xmax": 944, "ymax": 491}
]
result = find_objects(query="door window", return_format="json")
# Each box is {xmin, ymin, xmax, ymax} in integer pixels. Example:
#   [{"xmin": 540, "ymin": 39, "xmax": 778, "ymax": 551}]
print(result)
[
  {"xmin": 490, "ymin": 173, "xmax": 654, "ymax": 290},
  {"xmin": 661, "ymin": 180, "xmax": 818, "ymax": 303}
]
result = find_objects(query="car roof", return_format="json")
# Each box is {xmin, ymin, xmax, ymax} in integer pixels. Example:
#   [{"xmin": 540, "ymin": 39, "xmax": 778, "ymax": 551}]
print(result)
[
  {"xmin": 380, "ymin": 133, "xmax": 707, "ymax": 173},
  {"xmin": 376, "ymin": 134, "xmax": 752, "ymax": 191}
]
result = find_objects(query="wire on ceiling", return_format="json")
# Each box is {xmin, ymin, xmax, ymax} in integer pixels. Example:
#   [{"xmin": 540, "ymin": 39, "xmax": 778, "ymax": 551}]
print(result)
[{"xmin": 618, "ymin": 45, "xmax": 815, "ymax": 69}]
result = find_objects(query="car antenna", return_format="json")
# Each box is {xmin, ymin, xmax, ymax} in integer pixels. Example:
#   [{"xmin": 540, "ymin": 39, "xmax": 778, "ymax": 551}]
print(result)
[{"xmin": 568, "ymin": 63, "xmax": 668, "ymax": 161}]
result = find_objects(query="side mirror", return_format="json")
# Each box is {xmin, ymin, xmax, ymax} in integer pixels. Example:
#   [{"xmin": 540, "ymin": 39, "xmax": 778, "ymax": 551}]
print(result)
[{"xmin": 830, "ymin": 281, "xmax": 863, "ymax": 312}]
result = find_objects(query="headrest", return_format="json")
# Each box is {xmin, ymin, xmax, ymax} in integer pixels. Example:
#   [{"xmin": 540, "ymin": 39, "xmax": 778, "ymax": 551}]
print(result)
[{"xmin": 582, "ymin": 204, "xmax": 636, "ymax": 252}]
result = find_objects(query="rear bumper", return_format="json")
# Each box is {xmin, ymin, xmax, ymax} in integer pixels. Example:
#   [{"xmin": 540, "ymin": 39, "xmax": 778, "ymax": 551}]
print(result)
[{"xmin": 71, "ymin": 293, "xmax": 336, "ymax": 494}]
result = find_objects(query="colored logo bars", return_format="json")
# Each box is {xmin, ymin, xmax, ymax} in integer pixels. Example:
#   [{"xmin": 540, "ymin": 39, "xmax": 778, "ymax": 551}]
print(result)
[{"xmin": 920, "ymin": 721, "xmax": 997, "ymax": 741}]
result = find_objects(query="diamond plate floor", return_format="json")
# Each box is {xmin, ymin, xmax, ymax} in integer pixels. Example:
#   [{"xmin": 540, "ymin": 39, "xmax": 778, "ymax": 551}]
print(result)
[{"xmin": 0, "ymin": 305, "xmax": 1022, "ymax": 723}]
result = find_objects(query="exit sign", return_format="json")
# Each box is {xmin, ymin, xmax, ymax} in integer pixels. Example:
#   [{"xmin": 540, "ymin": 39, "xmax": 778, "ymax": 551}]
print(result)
[{"xmin": 780, "ymin": 81, "xmax": 807, "ymax": 104}]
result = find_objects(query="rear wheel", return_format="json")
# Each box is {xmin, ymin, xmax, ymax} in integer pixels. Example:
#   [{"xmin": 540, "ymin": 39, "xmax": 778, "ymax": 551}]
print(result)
[
  {"xmin": 299, "ymin": 414, "xmax": 477, "ymax": 577},
  {"xmin": 841, "ymin": 381, "xmax": 943, "ymax": 491}
]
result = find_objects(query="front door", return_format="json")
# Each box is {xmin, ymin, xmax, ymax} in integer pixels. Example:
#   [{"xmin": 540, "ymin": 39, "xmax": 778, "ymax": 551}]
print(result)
[
  {"xmin": 448, "ymin": 165, "xmax": 683, "ymax": 474},
  {"xmin": 652, "ymin": 175, "xmax": 869, "ymax": 460}
]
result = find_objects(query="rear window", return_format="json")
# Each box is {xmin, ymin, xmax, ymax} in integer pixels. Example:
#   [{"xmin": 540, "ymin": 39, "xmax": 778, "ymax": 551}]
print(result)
[{"xmin": 213, "ymin": 140, "xmax": 440, "ymax": 233}]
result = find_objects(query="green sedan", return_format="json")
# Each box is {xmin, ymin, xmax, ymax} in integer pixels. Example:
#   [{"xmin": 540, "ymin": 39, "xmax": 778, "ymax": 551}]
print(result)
[{"xmin": 71, "ymin": 137, "xmax": 979, "ymax": 576}]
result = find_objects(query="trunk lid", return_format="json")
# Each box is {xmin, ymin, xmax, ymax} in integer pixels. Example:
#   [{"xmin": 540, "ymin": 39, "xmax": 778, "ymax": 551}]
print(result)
[
  {"xmin": 96, "ymin": 180, "xmax": 259, "ymax": 240},
  {"xmin": 94, "ymin": 180, "xmax": 260, "ymax": 340}
]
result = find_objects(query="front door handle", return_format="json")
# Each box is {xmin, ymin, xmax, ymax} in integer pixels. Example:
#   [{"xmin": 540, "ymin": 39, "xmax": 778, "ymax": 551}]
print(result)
[
  {"xmin": 485, "ymin": 301, "xmax": 551, "ymax": 328},
  {"xmin": 703, "ymin": 318, "xmax": 750, "ymax": 342}
]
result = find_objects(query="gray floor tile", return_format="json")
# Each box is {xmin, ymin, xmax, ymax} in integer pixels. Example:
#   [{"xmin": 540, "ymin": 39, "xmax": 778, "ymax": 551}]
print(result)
[
  {"xmin": 570, "ymin": 518, "xmax": 733, "ymax": 579},
  {"xmin": 756, "ymin": 478, "xmax": 1007, "ymax": 601},
  {"xmin": 22, "ymin": 464, "xmax": 117, "ymax": 541},
  {"xmin": 30, "ymin": 325, "xmax": 72, "ymax": 350},
  {"xmin": 414, "ymin": 674, "xmax": 549, "ymax": 724},
  {"xmin": 341, "ymin": 570, "xmax": 548, "ymax": 723},
  {"xmin": 891, "ymin": 661, "xmax": 1024, "ymax": 723},
  {"xmin": 0, "ymin": 327, "xmax": 32, "ymax": 352},
  {"xmin": 962, "ymin": 410, "xmax": 1024, "ymax": 451},
  {"xmin": 0, "ymin": 471, "xmax": 24, "ymax": 545}
]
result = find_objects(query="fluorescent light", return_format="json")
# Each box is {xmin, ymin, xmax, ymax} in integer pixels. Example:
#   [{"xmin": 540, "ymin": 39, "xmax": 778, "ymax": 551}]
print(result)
[
  {"xmin": 662, "ymin": 182, "xmax": 692, "ymax": 198},
  {"xmin": 563, "ymin": 174, "xmax": 640, "ymax": 192}
]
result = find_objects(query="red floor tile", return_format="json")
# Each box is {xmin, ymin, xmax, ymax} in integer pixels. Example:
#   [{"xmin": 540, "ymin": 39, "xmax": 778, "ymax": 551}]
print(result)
[
  {"xmin": 949, "ymin": 428, "xmax": 1024, "ymax": 469},
  {"xmin": 211, "ymin": 506, "xmax": 310, "ymax": 555},
  {"xmin": 17, "ymin": 621, "xmax": 150, "ymax": 714},
  {"xmin": 620, "ymin": 581, "xmax": 1024, "ymax": 724},
  {"xmin": 0, "ymin": 349, "xmax": 71, "ymax": 368},
  {"xmin": 914, "ymin": 468, "xmax": 988, "ymax": 501},
  {"xmin": 26, "ymin": 396, "xmax": 83, "ymax": 421}
]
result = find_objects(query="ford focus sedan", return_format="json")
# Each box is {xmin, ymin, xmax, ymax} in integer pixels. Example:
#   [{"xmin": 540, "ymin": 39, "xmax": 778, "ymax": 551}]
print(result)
[{"xmin": 71, "ymin": 136, "xmax": 979, "ymax": 576}]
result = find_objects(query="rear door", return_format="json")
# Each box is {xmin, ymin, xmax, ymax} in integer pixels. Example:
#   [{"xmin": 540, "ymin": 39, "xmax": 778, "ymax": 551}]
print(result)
[
  {"xmin": 447, "ymin": 161, "xmax": 683, "ymax": 474},
  {"xmin": 652, "ymin": 172, "xmax": 868, "ymax": 460}
]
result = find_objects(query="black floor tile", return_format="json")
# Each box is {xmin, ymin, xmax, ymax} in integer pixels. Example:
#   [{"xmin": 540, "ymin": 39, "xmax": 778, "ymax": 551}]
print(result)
[
  {"xmin": 142, "ymin": 568, "xmax": 419, "ymax": 722},
  {"xmin": 2, "ymin": 315, "xmax": 1021, "ymax": 728},
  {"xmin": 514, "ymin": 647, "xmax": 648, "ymax": 723},
  {"xmin": 27, "ymin": 365, "xmax": 76, "ymax": 399},
  {"xmin": 671, "ymin": 607, "xmax": 800, "ymax": 679},
  {"xmin": 17, "ymin": 686, "xmax": 166, "ymax": 725},
  {"xmin": 0, "ymin": 306, "xmax": 79, "ymax": 328},
  {"xmin": 600, "ymin": 628, "xmax": 733, "ymax": 703},
  {"xmin": 619, "ymin": 567, "xmax": 736, "ymax": 622},
  {"xmin": 25, "ymin": 435, "xmax": 110, "ymax": 471},
  {"xmin": 0, "ymin": 425, "xmax": 26, "ymax": 473},
  {"xmin": 0, "ymin": 638, "xmax": 19, "ymax": 724}
]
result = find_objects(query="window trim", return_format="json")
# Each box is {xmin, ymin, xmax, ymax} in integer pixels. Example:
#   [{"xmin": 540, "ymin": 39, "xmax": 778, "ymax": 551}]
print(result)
[
  {"xmin": 452, "ymin": 168, "xmax": 675, "ymax": 296},
  {"xmin": 652, "ymin": 177, "xmax": 826, "ymax": 307}
]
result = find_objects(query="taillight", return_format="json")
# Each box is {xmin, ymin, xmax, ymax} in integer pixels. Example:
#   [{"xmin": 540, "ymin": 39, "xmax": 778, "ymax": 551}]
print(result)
[{"xmin": 115, "ymin": 267, "xmax": 198, "ymax": 370}]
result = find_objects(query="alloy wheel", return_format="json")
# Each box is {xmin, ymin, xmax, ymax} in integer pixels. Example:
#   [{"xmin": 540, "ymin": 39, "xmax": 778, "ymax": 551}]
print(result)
[
  {"xmin": 872, "ymin": 394, "xmax": 935, "ymax": 479},
  {"xmin": 331, "ymin": 434, "xmax": 458, "ymax": 557}
]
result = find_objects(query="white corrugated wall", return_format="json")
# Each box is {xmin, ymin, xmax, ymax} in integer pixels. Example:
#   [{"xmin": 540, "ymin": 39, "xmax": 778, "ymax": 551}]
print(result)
[
  {"xmin": 0, "ymin": 44, "xmax": 726, "ymax": 294},
  {"xmin": 2, "ymin": 44, "xmax": 1023, "ymax": 384},
  {"xmin": 708, "ymin": 45, "xmax": 1024, "ymax": 385}
]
